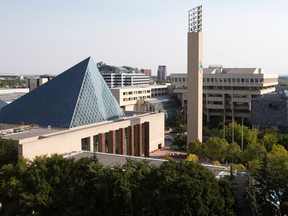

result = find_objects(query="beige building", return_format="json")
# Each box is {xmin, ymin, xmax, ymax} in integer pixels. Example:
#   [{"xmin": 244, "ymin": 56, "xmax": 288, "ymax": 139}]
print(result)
[
  {"xmin": 25, "ymin": 76, "xmax": 53, "ymax": 91},
  {"xmin": 110, "ymin": 84, "xmax": 170, "ymax": 111},
  {"xmin": 1, "ymin": 113, "xmax": 165, "ymax": 160},
  {"xmin": 171, "ymin": 66, "xmax": 278, "ymax": 122},
  {"xmin": 0, "ymin": 57, "xmax": 165, "ymax": 160}
]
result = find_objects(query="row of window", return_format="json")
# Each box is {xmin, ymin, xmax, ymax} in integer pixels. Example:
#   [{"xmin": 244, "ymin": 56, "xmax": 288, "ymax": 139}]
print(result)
[
  {"xmin": 152, "ymin": 93, "xmax": 167, "ymax": 97},
  {"xmin": 204, "ymin": 77, "xmax": 263, "ymax": 83},
  {"xmin": 123, "ymin": 90, "xmax": 151, "ymax": 95},
  {"xmin": 171, "ymin": 78, "xmax": 186, "ymax": 82},
  {"xmin": 123, "ymin": 95, "xmax": 151, "ymax": 102}
]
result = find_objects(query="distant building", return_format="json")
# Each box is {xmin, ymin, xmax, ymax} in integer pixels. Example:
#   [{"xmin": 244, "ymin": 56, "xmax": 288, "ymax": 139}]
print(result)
[
  {"xmin": 171, "ymin": 66, "xmax": 278, "ymax": 122},
  {"xmin": 98, "ymin": 63, "xmax": 150, "ymax": 88},
  {"xmin": 0, "ymin": 57, "xmax": 164, "ymax": 160},
  {"xmin": 139, "ymin": 69, "xmax": 152, "ymax": 78},
  {"xmin": 251, "ymin": 90, "xmax": 288, "ymax": 132},
  {"xmin": 110, "ymin": 84, "xmax": 170, "ymax": 111},
  {"xmin": 157, "ymin": 65, "xmax": 167, "ymax": 81},
  {"xmin": 25, "ymin": 75, "xmax": 53, "ymax": 91}
]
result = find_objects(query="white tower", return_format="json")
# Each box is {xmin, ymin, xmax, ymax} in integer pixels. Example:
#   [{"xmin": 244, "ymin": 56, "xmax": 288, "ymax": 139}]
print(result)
[{"xmin": 187, "ymin": 6, "xmax": 203, "ymax": 143}]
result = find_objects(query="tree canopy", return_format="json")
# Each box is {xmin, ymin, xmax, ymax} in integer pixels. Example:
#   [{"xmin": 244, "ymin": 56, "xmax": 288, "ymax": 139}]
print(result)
[{"xmin": 0, "ymin": 155, "xmax": 237, "ymax": 216}]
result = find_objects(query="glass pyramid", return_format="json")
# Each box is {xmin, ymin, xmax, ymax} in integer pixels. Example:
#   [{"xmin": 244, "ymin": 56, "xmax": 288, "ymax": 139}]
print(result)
[{"xmin": 0, "ymin": 57, "xmax": 125, "ymax": 128}]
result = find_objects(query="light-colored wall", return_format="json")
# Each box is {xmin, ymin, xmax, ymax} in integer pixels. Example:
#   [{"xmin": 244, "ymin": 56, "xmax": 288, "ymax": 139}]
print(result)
[
  {"xmin": 187, "ymin": 32, "xmax": 203, "ymax": 143},
  {"xmin": 16, "ymin": 113, "xmax": 164, "ymax": 160}
]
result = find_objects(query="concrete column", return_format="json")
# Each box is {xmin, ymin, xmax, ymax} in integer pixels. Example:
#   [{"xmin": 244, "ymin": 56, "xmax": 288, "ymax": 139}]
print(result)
[
  {"xmin": 98, "ymin": 133, "xmax": 105, "ymax": 153},
  {"xmin": 144, "ymin": 122, "xmax": 150, "ymax": 157},
  {"xmin": 128, "ymin": 126, "xmax": 134, "ymax": 156},
  {"xmin": 135, "ymin": 124, "xmax": 143, "ymax": 156},
  {"xmin": 109, "ymin": 130, "xmax": 116, "ymax": 154},
  {"xmin": 90, "ymin": 136, "xmax": 94, "ymax": 152},
  {"xmin": 119, "ymin": 128, "xmax": 125, "ymax": 155}
]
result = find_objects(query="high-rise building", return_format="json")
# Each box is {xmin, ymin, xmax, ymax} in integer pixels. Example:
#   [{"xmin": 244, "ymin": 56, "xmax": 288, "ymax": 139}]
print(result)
[
  {"xmin": 157, "ymin": 65, "xmax": 167, "ymax": 81},
  {"xmin": 187, "ymin": 5, "xmax": 203, "ymax": 143}
]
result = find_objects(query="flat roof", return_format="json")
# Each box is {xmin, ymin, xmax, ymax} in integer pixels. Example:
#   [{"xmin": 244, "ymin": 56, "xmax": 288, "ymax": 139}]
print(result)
[
  {"xmin": 3, "ymin": 127, "xmax": 63, "ymax": 140},
  {"xmin": 64, "ymin": 151, "xmax": 166, "ymax": 167},
  {"xmin": 64, "ymin": 151, "xmax": 230, "ymax": 177}
]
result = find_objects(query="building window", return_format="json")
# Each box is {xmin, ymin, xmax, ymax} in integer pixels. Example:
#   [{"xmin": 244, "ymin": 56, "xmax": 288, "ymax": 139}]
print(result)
[
  {"xmin": 93, "ymin": 135, "xmax": 98, "ymax": 152},
  {"xmin": 81, "ymin": 137, "xmax": 90, "ymax": 151},
  {"xmin": 105, "ymin": 132, "xmax": 110, "ymax": 153}
]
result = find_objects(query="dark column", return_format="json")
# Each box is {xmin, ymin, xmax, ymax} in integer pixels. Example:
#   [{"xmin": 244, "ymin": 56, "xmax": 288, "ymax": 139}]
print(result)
[
  {"xmin": 109, "ymin": 130, "xmax": 116, "ymax": 154},
  {"xmin": 128, "ymin": 126, "xmax": 134, "ymax": 156},
  {"xmin": 98, "ymin": 133, "xmax": 105, "ymax": 153},
  {"xmin": 119, "ymin": 128, "xmax": 125, "ymax": 155},
  {"xmin": 135, "ymin": 124, "xmax": 143, "ymax": 156},
  {"xmin": 144, "ymin": 122, "xmax": 150, "ymax": 157}
]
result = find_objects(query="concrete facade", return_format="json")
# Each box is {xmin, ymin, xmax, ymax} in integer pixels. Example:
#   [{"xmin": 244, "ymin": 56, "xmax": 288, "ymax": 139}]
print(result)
[
  {"xmin": 187, "ymin": 6, "xmax": 203, "ymax": 143},
  {"xmin": 171, "ymin": 68, "xmax": 278, "ymax": 122},
  {"xmin": 110, "ymin": 85, "xmax": 169, "ymax": 111},
  {"xmin": 2, "ymin": 113, "xmax": 165, "ymax": 160}
]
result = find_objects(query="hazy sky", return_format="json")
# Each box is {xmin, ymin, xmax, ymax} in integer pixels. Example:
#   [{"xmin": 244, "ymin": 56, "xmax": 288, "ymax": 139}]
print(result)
[{"xmin": 1, "ymin": 0, "xmax": 288, "ymax": 75}]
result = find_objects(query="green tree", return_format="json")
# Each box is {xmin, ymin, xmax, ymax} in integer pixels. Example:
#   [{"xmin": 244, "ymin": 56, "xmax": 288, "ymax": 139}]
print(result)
[
  {"xmin": 172, "ymin": 134, "xmax": 187, "ymax": 150},
  {"xmin": 203, "ymin": 137, "xmax": 229, "ymax": 162},
  {"xmin": 261, "ymin": 133, "xmax": 278, "ymax": 152},
  {"xmin": 226, "ymin": 142, "xmax": 242, "ymax": 163},
  {"xmin": 268, "ymin": 145, "xmax": 288, "ymax": 216},
  {"xmin": 188, "ymin": 139, "xmax": 203, "ymax": 156},
  {"xmin": 0, "ymin": 138, "xmax": 18, "ymax": 167},
  {"xmin": 254, "ymin": 154, "xmax": 278, "ymax": 216},
  {"xmin": 150, "ymin": 160, "xmax": 234, "ymax": 216},
  {"xmin": 243, "ymin": 174, "xmax": 258, "ymax": 216}
]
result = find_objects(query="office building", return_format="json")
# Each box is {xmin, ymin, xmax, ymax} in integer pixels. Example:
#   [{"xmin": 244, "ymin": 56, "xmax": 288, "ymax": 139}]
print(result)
[
  {"xmin": 110, "ymin": 84, "xmax": 170, "ymax": 111},
  {"xmin": 157, "ymin": 65, "xmax": 167, "ymax": 81},
  {"xmin": 98, "ymin": 63, "xmax": 150, "ymax": 88},
  {"xmin": 187, "ymin": 5, "xmax": 203, "ymax": 142},
  {"xmin": 0, "ymin": 57, "xmax": 165, "ymax": 160},
  {"xmin": 25, "ymin": 75, "xmax": 53, "ymax": 91},
  {"xmin": 171, "ymin": 66, "xmax": 278, "ymax": 122},
  {"xmin": 251, "ymin": 90, "xmax": 288, "ymax": 132}
]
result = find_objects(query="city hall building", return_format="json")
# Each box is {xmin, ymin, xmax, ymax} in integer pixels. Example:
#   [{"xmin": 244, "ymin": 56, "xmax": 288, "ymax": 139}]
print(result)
[{"xmin": 0, "ymin": 57, "xmax": 164, "ymax": 160}]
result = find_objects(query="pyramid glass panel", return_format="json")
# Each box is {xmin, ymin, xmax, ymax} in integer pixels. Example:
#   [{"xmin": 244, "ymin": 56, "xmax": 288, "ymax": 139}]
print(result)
[
  {"xmin": 70, "ymin": 59, "xmax": 125, "ymax": 127},
  {"xmin": 0, "ymin": 57, "xmax": 125, "ymax": 128}
]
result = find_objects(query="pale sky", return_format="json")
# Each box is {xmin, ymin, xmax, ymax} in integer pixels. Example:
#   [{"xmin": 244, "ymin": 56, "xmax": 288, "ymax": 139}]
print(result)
[{"xmin": 1, "ymin": 0, "xmax": 288, "ymax": 75}]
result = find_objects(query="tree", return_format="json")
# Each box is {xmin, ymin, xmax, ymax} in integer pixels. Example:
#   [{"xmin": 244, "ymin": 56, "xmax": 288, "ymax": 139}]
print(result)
[
  {"xmin": 150, "ymin": 160, "xmax": 235, "ymax": 216},
  {"xmin": 268, "ymin": 145, "xmax": 288, "ymax": 216},
  {"xmin": 242, "ymin": 142, "xmax": 266, "ymax": 164},
  {"xmin": 172, "ymin": 134, "xmax": 187, "ymax": 150},
  {"xmin": 185, "ymin": 154, "xmax": 199, "ymax": 162},
  {"xmin": 243, "ymin": 174, "xmax": 258, "ymax": 216},
  {"xmin": 0, "ymin": 138, "xmax": 18, "ymax": 167},
  {"xmin": 203, "ymin": 137, "xmax": 229, "ymax": 162},
  {"xmin": 261, "ymin": 133, "xmax": 278, "ymax": 152},
  {"xmin": 188, "ymin": 139, "xmax": 203, "ymax": 157},
  {"xmin": 254, "ymin": 154, "xmax": 278, "ymax": 216},
  {"xmin": 225, "ymin": 142, "xmax": 242, "ymax": 163}
]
